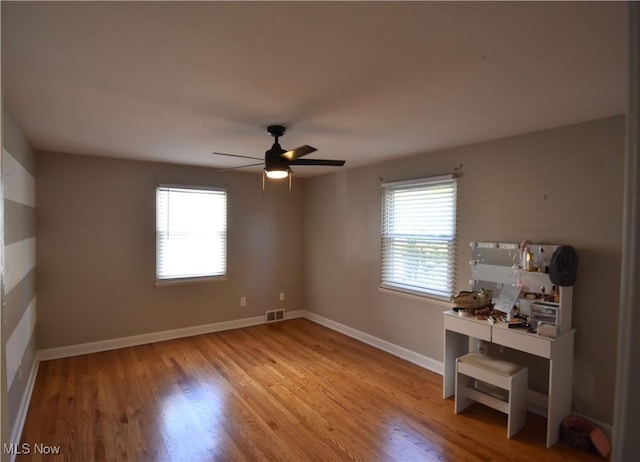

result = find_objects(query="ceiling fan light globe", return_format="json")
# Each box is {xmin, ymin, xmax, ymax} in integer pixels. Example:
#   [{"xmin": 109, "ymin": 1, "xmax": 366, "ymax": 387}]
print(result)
[{"xmin": 265, "ymin": 168, "xmax": 289, "ymax": 180}]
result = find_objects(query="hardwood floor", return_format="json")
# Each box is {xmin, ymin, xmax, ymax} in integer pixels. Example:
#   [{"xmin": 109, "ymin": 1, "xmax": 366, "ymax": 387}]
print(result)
[{"xmin": 19, "ymin": 319, "xmax": 604, "ymax": 461}]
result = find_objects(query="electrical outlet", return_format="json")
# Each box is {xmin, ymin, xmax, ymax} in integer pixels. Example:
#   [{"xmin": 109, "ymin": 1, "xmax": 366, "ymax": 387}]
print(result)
[
  {"xmin": 279, "ymin": 292, "xmax": 285, "ymax": 301},
  {"xmin": 240, "ymin": 297, "xmax": 247, "ymax": 307}
]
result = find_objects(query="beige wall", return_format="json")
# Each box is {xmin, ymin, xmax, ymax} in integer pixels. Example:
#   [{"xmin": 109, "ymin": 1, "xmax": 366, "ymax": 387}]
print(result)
[
  {"xmin": 36, "ymin": 152, "xmax": 305, "ymax": 348},
  {"xmin": 303, "ymin": 116, "xmax": 625, "ymax": 425}
]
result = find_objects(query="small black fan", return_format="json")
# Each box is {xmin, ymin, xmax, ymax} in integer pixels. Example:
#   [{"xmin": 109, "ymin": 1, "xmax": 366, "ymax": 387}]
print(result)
[{"xmin": 213, "ymin": 125, "xmax": 345, "ymax": 179}]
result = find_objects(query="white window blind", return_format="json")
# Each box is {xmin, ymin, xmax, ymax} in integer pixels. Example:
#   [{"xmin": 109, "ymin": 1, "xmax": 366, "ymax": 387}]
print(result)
[
  {"xmin": 381, "ymin": 176, "xmax": 457, "ymax": 299},
  {"xmin": 156, "ymin": 185, "xmax": 227, "ymax": 281}
]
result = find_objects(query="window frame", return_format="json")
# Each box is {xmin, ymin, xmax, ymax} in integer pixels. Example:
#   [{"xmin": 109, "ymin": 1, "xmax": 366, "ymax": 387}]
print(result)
[
  {"xmin": 155, "ymin": 184, "xmax": 228, "ymax": 286},
  {"xmin": 380, "ymin": 174, "xmax": 457, "ymax": 301}
]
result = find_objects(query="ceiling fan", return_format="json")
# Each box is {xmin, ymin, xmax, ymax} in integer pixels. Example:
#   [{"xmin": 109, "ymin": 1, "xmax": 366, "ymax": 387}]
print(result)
[{"xmin": 213, "ymin": 125, "xmax": 345, "ymax": 182}]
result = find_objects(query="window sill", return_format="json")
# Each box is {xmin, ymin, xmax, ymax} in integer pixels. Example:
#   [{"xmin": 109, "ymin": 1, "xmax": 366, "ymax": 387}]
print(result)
[
  {"xmin": 378, "ymin": 286, "xmax": 451, "ymax": 307},
  {"xmin": 155, "ymin": 275, "xmax": 228, "ymax": 287}
]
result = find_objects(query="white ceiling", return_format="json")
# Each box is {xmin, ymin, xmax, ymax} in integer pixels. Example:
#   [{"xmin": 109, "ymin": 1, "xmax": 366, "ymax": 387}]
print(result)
[{"xmin": 2, "ymin": 1, "xmax": 627, "ymax": 177}]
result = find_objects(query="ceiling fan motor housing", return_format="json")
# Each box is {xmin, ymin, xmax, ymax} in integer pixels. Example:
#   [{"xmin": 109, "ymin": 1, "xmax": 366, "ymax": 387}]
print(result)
[
  {"xmin": 265, "ymin": 143, "xmax": 289, "ymax": 172},
  {"xmin": 265, "ymin": 125, "xmax": 290, "ymax": 172}
]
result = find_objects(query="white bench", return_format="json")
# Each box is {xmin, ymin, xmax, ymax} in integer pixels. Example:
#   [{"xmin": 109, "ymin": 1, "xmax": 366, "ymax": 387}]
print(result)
[{"xmin": 455, "ymin": 352, "xmax": 528, "ymax": 438}]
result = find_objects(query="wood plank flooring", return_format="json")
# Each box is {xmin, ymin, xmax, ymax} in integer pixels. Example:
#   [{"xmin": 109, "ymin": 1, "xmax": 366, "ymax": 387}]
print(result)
[{"xmin": 18, "ymin": 319, "xmax": 604, "ymax": 461}]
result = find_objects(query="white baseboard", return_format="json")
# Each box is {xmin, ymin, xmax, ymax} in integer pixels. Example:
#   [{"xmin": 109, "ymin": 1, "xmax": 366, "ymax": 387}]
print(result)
[
  {"xmin": 39, "ymin": 314, "xmax": 267, "ymax": 361},
  {"xmin": 284, "ymin": 309, "xmax": 305, "ymax": 320},
  {"xmin": 9, "ymin": 355, "xmax": 40, "ymax": 462},
  {"xmin": 302, "ymin": 310, "xmax": 444, "ymax": 375},
  {"xmin": 38, "ymin": 310, "xmax": 308, "ymax": 361}
]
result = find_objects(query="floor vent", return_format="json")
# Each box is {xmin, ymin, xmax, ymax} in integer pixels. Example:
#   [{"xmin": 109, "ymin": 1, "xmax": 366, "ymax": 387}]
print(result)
[{"xmin": 266, "ymin": 309, "xmax": 285, "ymax": 322}]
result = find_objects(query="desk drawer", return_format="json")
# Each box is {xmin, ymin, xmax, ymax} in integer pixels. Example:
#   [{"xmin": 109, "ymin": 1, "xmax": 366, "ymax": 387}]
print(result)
[
  {"xmin": 444, "ymin": 315, "xmax": 491, "ymax": 341},
  {"xmin": 492, "ymin": 327, "xmax": 552, "ymax": 358}
]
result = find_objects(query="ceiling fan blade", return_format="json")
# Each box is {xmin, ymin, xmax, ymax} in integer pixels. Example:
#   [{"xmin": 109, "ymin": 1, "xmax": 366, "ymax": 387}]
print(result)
[
  {"xmin": 281, "ymin": 145, "xmax": 317, "ymax": 161},
  {"xmin": 218, "ymin": 162, "xmax": 265, "ymax": 172},
  {"xmin": 288, "ymin": 159, "xmax": 346, "ymax": 167},
  {"xmin": 213, "ymin": 151, "xmax": 264, "ymax": 161}
]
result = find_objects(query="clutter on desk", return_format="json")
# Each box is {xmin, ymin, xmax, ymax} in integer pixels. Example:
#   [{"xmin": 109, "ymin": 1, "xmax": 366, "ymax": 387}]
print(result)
[
  {"xmin": 493, "ymin": 284, "xmax": 521, "ymax": 318},
  {"xmin": 471, "ymin": 308, "xmax": 527, "ymax": 326},
  {"xmin": 536, "ymin": 323, "xmax": 557, "ymax": 338},
  {"xmin": 521, "ymin": 286, "xmax": 558, "ymax": 303},
  {"xmin": 530, "ymin": 301, "xmax": 559, "ymax": 329},
  {"xmin": 450, "ymin": 289, "xmax": 492, "ymax": 317},
  {"xmin": 468, "ymin": 241, "xmax": 575, "ymax": 337},
  {"xmin": 450, "ymin": 289, "xmax": 491, "ymax": 309}
]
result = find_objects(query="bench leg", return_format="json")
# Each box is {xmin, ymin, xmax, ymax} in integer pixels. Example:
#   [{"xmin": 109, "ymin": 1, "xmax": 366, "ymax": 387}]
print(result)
[
  {"xmin": 455, "ymin": 371, "xmax": 474, "ymax": 414},
  {"xmin": 507, "ymin": 369, "xmax": 528, "ymax": 438}
]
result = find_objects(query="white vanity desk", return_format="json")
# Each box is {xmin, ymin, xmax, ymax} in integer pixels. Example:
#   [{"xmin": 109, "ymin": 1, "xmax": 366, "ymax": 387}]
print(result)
[
  {"xmin": 443, "ymin": 311, "xmax": 575, "ymax": 447},
  {"xmin": 443, "ymin": 242, "xmax": 576, "ymax": 448}
]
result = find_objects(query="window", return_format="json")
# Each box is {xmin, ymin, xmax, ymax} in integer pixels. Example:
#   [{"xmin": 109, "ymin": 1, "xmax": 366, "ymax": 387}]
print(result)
[
  {"xmin": 156, "ymin": 185, "xmax": 227, "ymax": 282},
  {"xmin": 381, "ymin": 175, "xmax": 457, "ymax": 299}
]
